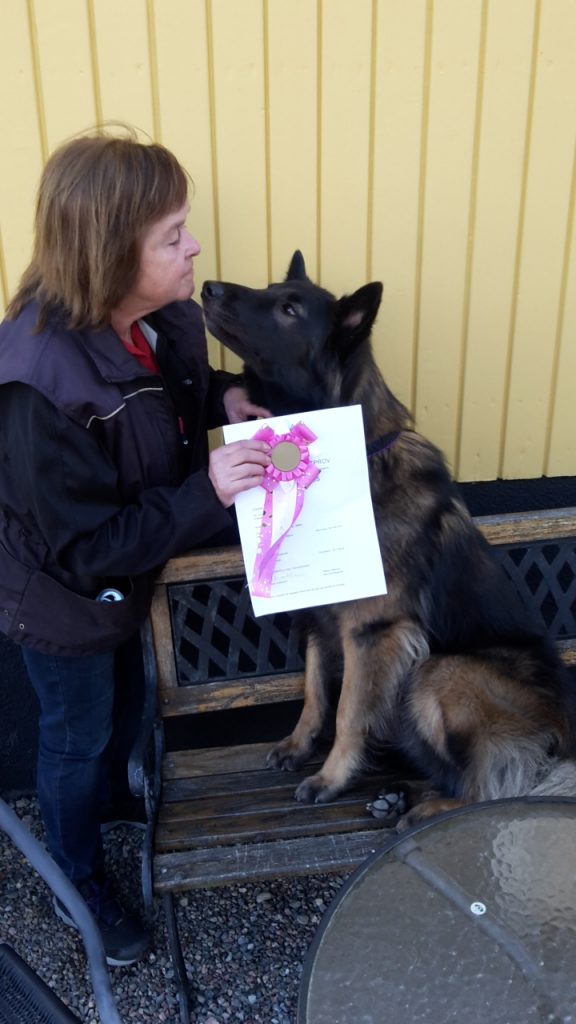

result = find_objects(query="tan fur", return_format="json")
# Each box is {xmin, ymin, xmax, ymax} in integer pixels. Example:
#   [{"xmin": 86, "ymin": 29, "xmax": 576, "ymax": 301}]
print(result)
[
  {"xmin": 276, "ymin": 616, "xmax": 430, "ymax": 803},
  {"xmin": 266, "ymin": 636, "xmax": 327, "ymax": 770}
]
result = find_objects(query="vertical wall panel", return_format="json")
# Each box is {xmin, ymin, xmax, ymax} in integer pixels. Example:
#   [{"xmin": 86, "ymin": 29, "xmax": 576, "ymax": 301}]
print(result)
[
  {"xmin": 32, "ymin": 0, "xmax": 97, "ymax": 153},
  {"xmin": 209, "ymin": 0, "xmax": 268, "ymax": 371},
  {"xmin": 153, "ymin": 0, "xmax": 216, "ymax": 270},
  {"xmin": 457, "ymin": 0, "xmax": 536, "ymax": 481},
  {"xmin": 415, "ymin": 0, "xmax": 483, "ymax": 470},
  {"xmin": 209, "ymin": 0, "xmax": 268, "ymax": 280},
  {"xmin": 90, "ymin": 0, "xmax": 155, "ymax": 134},
  {"xmin": 370, "ymin": 0, "xmax": 429, "ymax": 409},
  {"xmin": 546, "ymin": 166, "xmax": 576, "ymax": 476},
  {"xmin": 267, "ymin": 0, "xmax": 318, "ymax": 282},
  {"xmin": 502, "ymin": 0, "xmax": 576, "ymax": 478},
  {"xmin": 1, "ymin": 0, "xmax": 575, "ymax": 482},
  {"xmin": 0, "ymin": 1, "xmax": 44, "ymax": 297},
  {"xmin": 152, "ymin": 0, "xmax": 222, "ymax": 366},
  {"xmin": 320, "ymin": 0, "xmax": 373, "ymax": 295}
]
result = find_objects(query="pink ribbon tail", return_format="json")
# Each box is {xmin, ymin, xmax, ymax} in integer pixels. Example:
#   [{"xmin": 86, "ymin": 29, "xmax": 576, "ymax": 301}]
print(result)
[{"xmin": 250, "ymin": 423, "xmax": 320, "ymax": 598}]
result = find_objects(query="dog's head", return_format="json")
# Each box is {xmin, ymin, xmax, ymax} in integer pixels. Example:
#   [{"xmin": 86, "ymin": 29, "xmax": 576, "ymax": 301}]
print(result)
[{"xmin": 201, "ymin": 252, "xmax": 383, "ymax": 412}]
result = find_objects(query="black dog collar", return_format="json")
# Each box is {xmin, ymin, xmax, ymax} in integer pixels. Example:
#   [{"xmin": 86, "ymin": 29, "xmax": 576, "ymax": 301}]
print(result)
[{"xmin": 366, "ymin": 430, "xmax": 401, "ymax": 458}]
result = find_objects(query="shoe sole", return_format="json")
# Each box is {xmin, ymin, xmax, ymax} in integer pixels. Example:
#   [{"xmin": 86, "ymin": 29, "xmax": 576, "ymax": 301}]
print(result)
[
  {"xmin": 105, "ymin": 953, "xmax": 144, "ymax": 967},
  {"xmin": 53, "ymin": 898, "xmax": 148, "ymax": 967},
  {"xmin": 100, "ymin": 819, "xmax": 147, "ymax": 834}
]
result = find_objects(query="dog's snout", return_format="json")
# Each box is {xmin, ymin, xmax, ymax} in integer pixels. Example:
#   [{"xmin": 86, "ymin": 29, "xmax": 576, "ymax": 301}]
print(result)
[{"xmin": 202, "ymin": 281, "xmax": 224, "ymax": 301}]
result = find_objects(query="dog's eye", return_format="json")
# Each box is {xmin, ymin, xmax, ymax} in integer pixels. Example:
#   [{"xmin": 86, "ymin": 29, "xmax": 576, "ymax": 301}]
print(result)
[{"xmin": 281, "ymin": 302, "xmax": 297, "ymax": 318}]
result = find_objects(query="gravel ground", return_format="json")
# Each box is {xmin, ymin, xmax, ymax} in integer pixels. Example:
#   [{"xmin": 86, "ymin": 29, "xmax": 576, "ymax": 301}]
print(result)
[{"xmin": 0, "ymin": 795, "xmax": 350, "ymax": 1024}]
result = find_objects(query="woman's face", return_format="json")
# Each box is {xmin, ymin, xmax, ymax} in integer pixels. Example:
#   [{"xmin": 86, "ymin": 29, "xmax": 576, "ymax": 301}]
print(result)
[{"xmin": 131, "ymin": 202, "xmax": 201, "ymax": 312}]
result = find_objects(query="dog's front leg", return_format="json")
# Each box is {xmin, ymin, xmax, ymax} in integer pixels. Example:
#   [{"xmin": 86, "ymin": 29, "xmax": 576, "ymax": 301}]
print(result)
[
  {"xmin": 294, "ymin": 631, "xmax": 368, "ymax": 803},
  {"xmin": 295, "ymin": 618, "xmax": 429, "ymax": 804},
  {"xmin": 267, "ymin": 634, "xmax": 329, "ymax": 771}
]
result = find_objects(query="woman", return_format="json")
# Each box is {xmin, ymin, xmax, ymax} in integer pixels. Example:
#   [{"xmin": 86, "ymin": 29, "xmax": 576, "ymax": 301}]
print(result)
[{"xmin": 0, "ymin": 131, "xmax": 271, "ymax": 965}]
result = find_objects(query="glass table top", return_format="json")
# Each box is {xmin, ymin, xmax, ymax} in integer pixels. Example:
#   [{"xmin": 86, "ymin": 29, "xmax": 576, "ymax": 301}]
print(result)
[{"xmin": 299, "ymin": 799, "xmax": 576, "ymax": 1024}]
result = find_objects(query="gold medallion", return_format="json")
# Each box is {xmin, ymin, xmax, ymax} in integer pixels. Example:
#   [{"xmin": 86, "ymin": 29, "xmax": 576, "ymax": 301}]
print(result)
[{"xmin": 271, "ymin": 440, "xmax": 301, "ymax": 472}]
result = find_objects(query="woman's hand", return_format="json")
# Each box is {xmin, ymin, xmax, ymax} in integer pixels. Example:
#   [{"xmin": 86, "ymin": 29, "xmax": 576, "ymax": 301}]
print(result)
[
  {"xmin": 208, "ymin": 439, "xmax": 270, "ymax": 507},
  {"xmin": 223, "ymin": 385, "xmax": 272, "ymax": 424}
]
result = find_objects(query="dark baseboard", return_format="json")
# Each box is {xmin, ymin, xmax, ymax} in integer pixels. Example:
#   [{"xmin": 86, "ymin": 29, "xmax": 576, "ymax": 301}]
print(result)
[{"xmin": 459, "ymin": 475, "xmax": 574, "ymax": 517}]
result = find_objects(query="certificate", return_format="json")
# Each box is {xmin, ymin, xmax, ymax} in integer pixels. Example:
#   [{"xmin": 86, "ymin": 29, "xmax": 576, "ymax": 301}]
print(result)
[{"xmin": 223, "ymin": 405, "xmax": 387, "ymax": 616}]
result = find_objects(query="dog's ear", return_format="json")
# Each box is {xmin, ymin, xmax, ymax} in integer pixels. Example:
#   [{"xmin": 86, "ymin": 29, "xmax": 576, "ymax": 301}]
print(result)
[
  {"xmin": 285, "ymin": 250, "xmax": 308, "ymax": 282},
  {"xmin": 336, "ymin": 282, "xmax": 383, "ymax": 341}
]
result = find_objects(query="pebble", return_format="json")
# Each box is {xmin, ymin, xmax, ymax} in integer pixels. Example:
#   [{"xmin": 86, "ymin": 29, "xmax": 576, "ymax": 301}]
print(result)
[{"xmin": 0, "ymin": 795, "xmax": 349, "ymax": 1024}]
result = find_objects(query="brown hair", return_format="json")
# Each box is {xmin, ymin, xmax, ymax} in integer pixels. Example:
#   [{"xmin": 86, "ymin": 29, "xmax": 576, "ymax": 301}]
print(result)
[{"xmin": 7, "ymin": 129, "xmax": 189, "ymax": 330}]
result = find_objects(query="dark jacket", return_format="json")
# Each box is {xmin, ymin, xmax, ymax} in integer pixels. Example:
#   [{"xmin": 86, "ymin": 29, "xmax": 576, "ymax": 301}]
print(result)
[{"xmin": 0, "ymin": 299, "xmax": 237, "ymax": 654}]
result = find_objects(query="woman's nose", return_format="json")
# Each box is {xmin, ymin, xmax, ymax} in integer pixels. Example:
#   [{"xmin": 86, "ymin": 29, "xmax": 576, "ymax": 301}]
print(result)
[{"xmin": 185, "ymin": 230, "xmax": 201, "ymax": 257}]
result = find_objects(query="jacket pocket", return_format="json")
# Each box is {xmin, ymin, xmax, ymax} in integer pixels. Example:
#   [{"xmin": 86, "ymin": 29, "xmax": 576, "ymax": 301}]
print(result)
[{"xmin": 0, "ymin": 540, "xmax": 152, "ymax": 654}]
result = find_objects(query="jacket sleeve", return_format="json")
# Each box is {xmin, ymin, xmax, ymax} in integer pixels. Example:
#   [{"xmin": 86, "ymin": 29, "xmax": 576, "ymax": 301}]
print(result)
[
  {"xmin": 2, "ymin": 383, "xmax": 233, "ymax": 577},
  {"xmin": 205, "ymin": 368, "xmax": 245, "ymax": 429}
]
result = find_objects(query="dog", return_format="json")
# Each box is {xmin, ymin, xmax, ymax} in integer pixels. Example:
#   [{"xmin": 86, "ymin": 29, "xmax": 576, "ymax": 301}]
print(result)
[{"xmin": 202, "ymin": 251, "xmax": 576, "ymax": 824}]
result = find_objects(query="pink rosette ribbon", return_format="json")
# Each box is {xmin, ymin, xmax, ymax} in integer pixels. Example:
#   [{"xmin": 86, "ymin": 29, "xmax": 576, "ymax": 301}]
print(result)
[{"xmin": 251, "ymin": 422, "xmax": 320, "ymax": 597}]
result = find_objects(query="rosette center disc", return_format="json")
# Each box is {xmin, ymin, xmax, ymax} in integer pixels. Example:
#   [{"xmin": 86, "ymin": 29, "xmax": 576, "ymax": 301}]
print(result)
[{"xmin": 271, "ymin": 440, "xmax": 301, "ymax": 472}]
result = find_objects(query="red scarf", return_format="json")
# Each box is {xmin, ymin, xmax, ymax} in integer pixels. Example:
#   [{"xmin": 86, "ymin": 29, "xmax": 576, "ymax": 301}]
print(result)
[{"xmin": 121, "ymin": 322, "xmax": 160, "ymax": 375}]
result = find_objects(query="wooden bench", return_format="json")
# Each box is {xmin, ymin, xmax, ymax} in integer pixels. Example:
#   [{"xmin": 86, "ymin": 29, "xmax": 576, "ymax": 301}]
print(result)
[{"xmin": 131, "ymin": 506, "xmax": 576, "ymax": 1022}]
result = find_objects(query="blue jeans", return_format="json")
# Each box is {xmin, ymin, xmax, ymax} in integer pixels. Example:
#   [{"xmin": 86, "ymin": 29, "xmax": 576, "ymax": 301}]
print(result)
[{"xmin": 22, "ymin": 635, "xmax": 144, "ymax": 882}]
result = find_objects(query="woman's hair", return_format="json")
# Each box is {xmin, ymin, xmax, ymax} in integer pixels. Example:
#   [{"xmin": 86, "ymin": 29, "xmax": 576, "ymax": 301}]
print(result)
[{"xmin": 7, "ymin": 129, "xmax": 189, "ymax": 330}]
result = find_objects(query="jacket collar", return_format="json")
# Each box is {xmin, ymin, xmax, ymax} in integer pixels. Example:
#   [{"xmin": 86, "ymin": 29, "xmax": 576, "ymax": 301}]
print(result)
[{"xmin": 79, "ymin": 325, "xmax": 154, "ymax": 384}]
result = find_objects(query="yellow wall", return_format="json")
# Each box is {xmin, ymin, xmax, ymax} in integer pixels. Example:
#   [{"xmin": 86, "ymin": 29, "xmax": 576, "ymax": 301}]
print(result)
[{"xmin": 1, "ymin": 0, "xmax": 575, "ymax": 482}]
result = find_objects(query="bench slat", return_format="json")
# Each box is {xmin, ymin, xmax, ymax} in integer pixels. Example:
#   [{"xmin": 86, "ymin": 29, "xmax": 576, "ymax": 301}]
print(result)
[
  {"xmin": 156, "ymin": 814, "xmax": 383, "ymax": 853},
  {"xmin": 158, "ymin": 790, "xmax": 368, "ymax": 827},
  {"xmin": 161, "ymin": 763, "xmax": 325, "ymax": 802},
  {"xmin": 159, "ymin": 643, "xmax": 575, "ymax": 717},
  {"xmin": 477, "ymin": 508, "xmax": 576, "ymax": 545},
  {"xmin": 157, "ymin": 770, "xmax": 387, "ymax": 824},
  {"xmin": 156, "ymin": 795, "xmax": 385, "ymax": 851},
  {"xmin": 163, "ymin": 742, "xmax": 285, "ymax": 779},
  {"xmin": 156, "ymin": 545, "xmax": 245, "ymax": 583},
  {"xmin": 153, "ymin": 829, "xmax": 390, "ymax": 891},
  {"xmin": 157, "ymin": 672, "xmax": 304, "ymax": 715}
]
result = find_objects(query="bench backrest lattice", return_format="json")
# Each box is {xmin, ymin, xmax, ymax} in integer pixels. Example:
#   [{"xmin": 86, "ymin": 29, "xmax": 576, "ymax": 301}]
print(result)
[
  {"xmin": 169, "ymin": 579, "xmax": 304, "ymax": 685},
  {"xmin": 493, "ymin": 539, "xmax": 576, "ymax": 641}
]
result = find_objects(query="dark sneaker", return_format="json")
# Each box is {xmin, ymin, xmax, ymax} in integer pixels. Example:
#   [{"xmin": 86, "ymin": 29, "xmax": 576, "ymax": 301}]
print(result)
[
  {"xmin": 100, "ymin": 797, "xmax": 146, "ymax": 833},
  {"xmin": 54, "ymin": 873, "xmax": 150, "ymax": 966}
]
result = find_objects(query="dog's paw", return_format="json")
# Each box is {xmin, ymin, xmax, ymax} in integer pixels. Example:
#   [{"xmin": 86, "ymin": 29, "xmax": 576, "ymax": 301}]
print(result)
[
  {"xmin": 294, "ymin": 773, "xmax": 340, "ymax": 804},
  {"xmin": 266, "ymin": 737, "xmax": 310, "ymax": 772},
  {"xmin": 400, "ymin": 796, "xmax": 465, "ymax": 828},
  {"xmin": 366, "ymin": 789, "xmax": 408, "ymax": 825}
]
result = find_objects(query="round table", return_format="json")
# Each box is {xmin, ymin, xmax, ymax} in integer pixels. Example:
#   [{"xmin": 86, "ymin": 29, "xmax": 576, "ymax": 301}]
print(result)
[{"xmin": 298, "ymin": 798, "xmax": 576, "ymax": 1024}]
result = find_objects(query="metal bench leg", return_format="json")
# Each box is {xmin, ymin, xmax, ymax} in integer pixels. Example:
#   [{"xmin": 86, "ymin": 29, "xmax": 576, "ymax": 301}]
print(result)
[{"xmin": 163, "ymin": 892, "xmax": 191, "ymax": 1024}]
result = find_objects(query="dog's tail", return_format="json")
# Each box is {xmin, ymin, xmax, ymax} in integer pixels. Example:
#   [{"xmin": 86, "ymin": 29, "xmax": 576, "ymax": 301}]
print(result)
[
  {"xmin": 464, "ymin": 732, "xmax": 576, "ymax": 802},
  {"xmin": 530, "ymin": 759, "xmax": 576, "ymax": 798}
]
